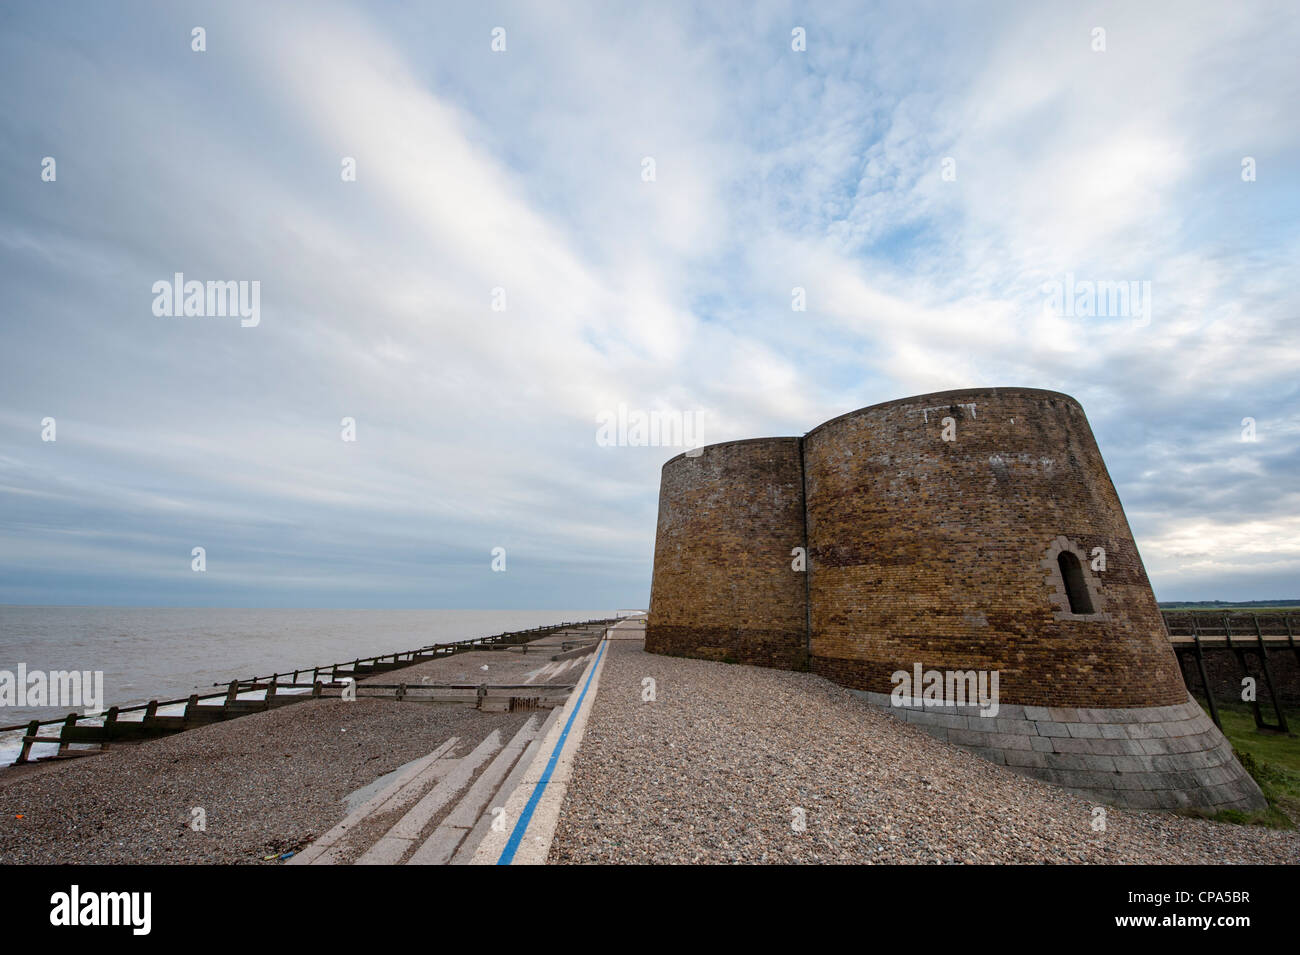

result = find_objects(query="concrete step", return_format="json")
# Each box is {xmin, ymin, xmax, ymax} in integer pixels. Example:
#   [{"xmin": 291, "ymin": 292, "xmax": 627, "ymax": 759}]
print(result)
[
  {"xmin": 356, "ymin": 729, "xmax": 503, "ymax": 865},
  {"xmin": 288, "ymin": 736, "xmax": 460, "ymax": 865},
  {"xmin": 407, "ymin": 715, "xmax": 542, "ymax": 865},
  {"xmin": 449, "ymin": 706, "xmax": 562, "ymax": 865}
]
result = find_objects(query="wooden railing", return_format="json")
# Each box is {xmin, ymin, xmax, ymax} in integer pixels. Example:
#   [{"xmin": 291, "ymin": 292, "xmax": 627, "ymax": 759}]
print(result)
[
  {"xmin": 219, "ymin": 618, "xmax": 617, "ymax": 687},
  {"xmin": 1162, "ymin": 610, "xmax": 1299, "ymax": 645}
]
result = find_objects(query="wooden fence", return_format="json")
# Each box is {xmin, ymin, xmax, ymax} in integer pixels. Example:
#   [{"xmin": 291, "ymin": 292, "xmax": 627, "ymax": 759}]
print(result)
[
  {"xmin": 3, "ymin": 618, "xmax": 616, "ymax": 765},
  {"xmin": 1160, "ymin": 611, "xmax": 1299, "ymax": 733}
]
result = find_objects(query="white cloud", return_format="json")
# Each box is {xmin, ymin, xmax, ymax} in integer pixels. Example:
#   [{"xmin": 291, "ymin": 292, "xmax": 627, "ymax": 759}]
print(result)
[{"xmin": 0, "ymin": 0, "xmax": 1296, "ymax": 604}]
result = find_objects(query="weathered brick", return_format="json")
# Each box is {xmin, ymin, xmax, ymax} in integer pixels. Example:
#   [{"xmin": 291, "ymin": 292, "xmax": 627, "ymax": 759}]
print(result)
[{"xmin": 643, "ymin": 388, "xmax": 1266, "ymax": 813}]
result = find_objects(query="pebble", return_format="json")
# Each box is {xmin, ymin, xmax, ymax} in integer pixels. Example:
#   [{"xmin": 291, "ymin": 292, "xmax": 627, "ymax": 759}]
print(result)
[{"xmin": 548, "ymin": 636, "xmax": 1300, "ymax": 864}]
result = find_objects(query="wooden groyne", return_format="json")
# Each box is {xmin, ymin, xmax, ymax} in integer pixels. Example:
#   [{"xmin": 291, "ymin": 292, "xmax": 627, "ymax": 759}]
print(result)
[{"xmin": 3, "ymin": 618, "xmax": 617, "ymax": 765}]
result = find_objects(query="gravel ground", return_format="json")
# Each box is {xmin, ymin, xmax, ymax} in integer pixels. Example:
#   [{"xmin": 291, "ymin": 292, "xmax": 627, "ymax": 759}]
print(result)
[
  {"xmin": 548, "ymin": 635, "xmax": 1300, "ymax": 864},
  {"xmin": 0, "ymin": 692, "xmax": 530, "ymax": 865}
]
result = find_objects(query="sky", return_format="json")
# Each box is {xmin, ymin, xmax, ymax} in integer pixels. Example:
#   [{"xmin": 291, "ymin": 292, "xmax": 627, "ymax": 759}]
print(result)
[{"xmin": 0, "ymin": 1, "xmax": 1297, "ymax": 608}]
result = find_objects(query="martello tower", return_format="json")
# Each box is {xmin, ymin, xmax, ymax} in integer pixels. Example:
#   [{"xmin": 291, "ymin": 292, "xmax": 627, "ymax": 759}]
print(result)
[{"xmin": 646, "ymin": 388, "xmax": 1264, "ymax": 812}]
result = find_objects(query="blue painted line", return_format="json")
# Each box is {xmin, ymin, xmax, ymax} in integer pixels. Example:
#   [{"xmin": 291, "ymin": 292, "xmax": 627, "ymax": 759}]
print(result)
[{"xmin": 497, "ymin": 637, "xmax": 608, "ymax": 864}]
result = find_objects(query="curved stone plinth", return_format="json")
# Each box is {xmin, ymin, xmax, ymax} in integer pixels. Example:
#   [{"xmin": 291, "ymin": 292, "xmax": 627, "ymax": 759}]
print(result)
[{"xmin": 852, "ymin": 690, "xmax": 1265, "ymax": 811}]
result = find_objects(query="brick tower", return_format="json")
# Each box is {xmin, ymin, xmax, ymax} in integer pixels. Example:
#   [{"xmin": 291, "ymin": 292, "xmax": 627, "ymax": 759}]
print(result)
[{"xmin": 645, "ymin": 388, "xmax": 1264, "ymax": 812}]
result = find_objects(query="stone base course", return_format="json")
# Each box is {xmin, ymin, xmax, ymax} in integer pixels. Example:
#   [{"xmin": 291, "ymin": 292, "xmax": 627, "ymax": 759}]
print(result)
[{"xmin": 852, "ymin": 690, "xmax": 1266, "ymax": 812}]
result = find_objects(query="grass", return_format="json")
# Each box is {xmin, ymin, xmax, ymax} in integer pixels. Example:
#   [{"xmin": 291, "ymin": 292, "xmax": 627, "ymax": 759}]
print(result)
[
  {"xmin": 1200, "ymin": 606, "xmax": 1299, "ymax": 612},
  {"xmin": 1184, "ymin": 698, "xmax": 1299, "ymax": 828}
]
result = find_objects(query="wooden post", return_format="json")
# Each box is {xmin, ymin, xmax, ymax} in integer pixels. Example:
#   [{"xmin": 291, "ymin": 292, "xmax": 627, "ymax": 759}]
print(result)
[
  {"xmin": 101, "ymin": 706, "xmax": 119, "ymax": 749},
  {"xmin": 183, "ymin": 695, "xmax": 198, "ymax": 722},
  {"xmin": 57, "ymin": 712, "xmax": 77, "ymax": 756},
  {"xmin": 225, "ymin": 680, "xmax": 239, "ymax": 708},
  {"xmin": 145, "ymin": 700, "xmax": 158, "ymax": 720},
  {"xmin": 17, "ymin": 719, "xmax": 39, "ymax": 764},
  {"xmin": 1253, "ymin": 614, "xmax": 1289, "ymax": 732},
  {"xmin": 312, "ymin": 680, "xmax": 322, "ymax": 698},
  {"xmin": 477, "ymin": 684, "xmax": 487, "ymax": 709},
  {"xmin": 1189, "ymin": 616, "xmax": 1220, "ymax": 729},
  {"xmin": 267, "ymin": 675, "xmax": 278, "ymax": 704},
  {"xmin": 1225, "ymin": 616, "xmax": 1267, "ymax": 729},
  {"xmin": 397, "ymin": 683, "xmax": 406, "ymax": 702}
]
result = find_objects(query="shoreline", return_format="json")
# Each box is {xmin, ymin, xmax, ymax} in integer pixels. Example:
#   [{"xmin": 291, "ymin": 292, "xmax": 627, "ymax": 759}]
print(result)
[{"xmin": 0, "ymin": 637, "xmax": 593, "ymax": 864}]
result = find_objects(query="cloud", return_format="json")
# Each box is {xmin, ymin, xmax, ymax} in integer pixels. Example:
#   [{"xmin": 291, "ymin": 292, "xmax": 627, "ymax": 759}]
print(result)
[{"xmin": 0, "ymin": 0, "xmax": 1296, "ymax": 605}]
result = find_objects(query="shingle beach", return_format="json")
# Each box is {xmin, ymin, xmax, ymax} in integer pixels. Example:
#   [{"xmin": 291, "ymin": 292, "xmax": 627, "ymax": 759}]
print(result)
[
  {"xmin": 548, "ymin": 631, "xmax": 1300, "ymax": 864},
  {"xmin": 0, "ymin": 648, "xmax": 565, "ymax": 864}
]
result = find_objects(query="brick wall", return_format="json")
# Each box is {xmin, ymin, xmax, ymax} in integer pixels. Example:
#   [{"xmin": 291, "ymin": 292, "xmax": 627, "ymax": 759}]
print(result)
[
  {"xmin": 804, "ymin": 388, "xmax": 1186, "ymax": 707},
  {"xmin": 645, "ymin": 438, "xmax": 809, "ymax": 669},
  {"xmin": 646, "ymin": 388, "xmax": 1189, "ymax": 709}
]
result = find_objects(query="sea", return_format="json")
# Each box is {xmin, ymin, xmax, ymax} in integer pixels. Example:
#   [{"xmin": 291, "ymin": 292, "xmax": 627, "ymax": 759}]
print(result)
[{"xmin": 0, "ymin": 606, "xmax": 614, "ymax": 764}]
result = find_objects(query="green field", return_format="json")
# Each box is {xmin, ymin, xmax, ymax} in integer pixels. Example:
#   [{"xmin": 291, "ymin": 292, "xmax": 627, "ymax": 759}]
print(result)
[
  {"xmin": 1161, "ymin": 603, "xmax": 1300, "ymax": 612},
  {"xmin": 1189, "ymin": 698, "xmax": 1299, "ymax": 828}
]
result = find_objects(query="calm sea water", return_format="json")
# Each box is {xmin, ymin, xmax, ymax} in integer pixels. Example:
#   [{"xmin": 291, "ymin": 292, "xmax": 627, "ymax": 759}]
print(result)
[{"xmin": 0, "ymin": 606, "xmax": 613, "ymax": 728}]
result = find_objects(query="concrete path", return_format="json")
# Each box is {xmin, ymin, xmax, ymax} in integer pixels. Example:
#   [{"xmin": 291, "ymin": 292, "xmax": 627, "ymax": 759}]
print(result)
[
  {"xmin": 287, "ymin": 619, "xmax": 633, "ymax": 867},
  {"xmin": 471, "ymin": 620, "xmax": 627, "ymax": 864}
]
